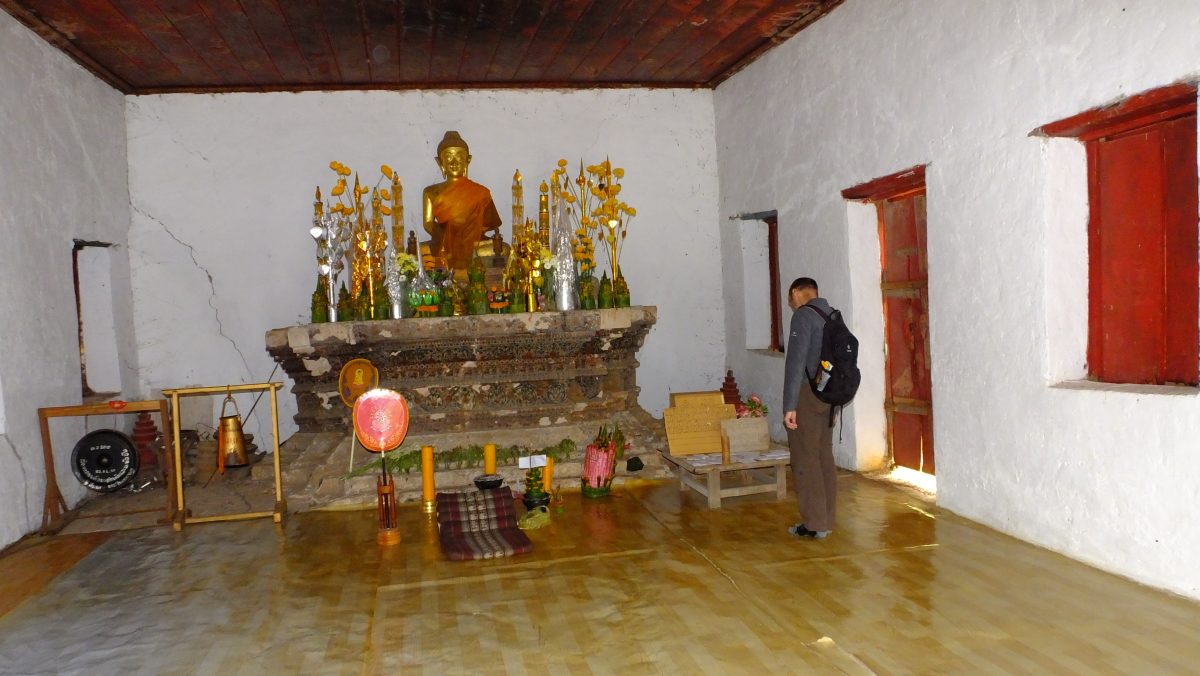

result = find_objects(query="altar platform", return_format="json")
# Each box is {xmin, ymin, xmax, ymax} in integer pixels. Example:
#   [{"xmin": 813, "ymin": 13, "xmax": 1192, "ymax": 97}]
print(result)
[
  {"xmin": 265, "ymin": 307, "xmax": 669, "ymax": 508},
  {"xmin": 267, "ymin": 306, "xmax": 657, "ymax": 434}
]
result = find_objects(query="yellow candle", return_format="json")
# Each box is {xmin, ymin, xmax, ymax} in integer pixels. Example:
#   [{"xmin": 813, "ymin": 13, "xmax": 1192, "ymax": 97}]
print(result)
[
  {"xmin": 484, "ymin": 443, "xmax": 497, "ymax": 475},
  {"xmin": 421, "ymin": 445, "xmax": 436, "ymax": 504},
  {"xmin": 542, "ymin": 457, "xmax": 555, "ymax": 492}
]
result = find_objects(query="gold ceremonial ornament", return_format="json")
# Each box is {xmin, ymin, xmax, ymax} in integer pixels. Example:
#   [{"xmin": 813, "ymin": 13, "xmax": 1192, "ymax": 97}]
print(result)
[{"xmin": 339, "ymin": 358, "xmax": 380, "ymax": 408}]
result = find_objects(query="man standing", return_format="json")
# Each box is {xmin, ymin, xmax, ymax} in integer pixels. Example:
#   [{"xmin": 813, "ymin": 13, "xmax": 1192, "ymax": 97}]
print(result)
[{"xmin": 782, "ymin": 277, "xmax": 836, "ymax": 539}]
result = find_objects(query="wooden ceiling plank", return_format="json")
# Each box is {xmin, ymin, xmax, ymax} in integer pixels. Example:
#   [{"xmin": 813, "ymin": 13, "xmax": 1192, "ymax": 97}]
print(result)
[
  {"xmin": 199, "ymin": 0, "xmax": 284, "ymax": 84},
  {"xmin": 567, "ymin": 0, "xmax": 664, "ymax": 81},
  {"xmin": 152, "ymin": 0, "xmax": 259, "ymax": 85},
  {"xmin": 455, "ymin": 0, "xmax": 516, "ymax": 82},
  {"xmin": 102, "ymin": 0, "xmax": 220, "ymax": 85},
  {"xmin": 428, "ymin": 0, "xmax": 474, "ymax": 84},
  {"xmin": 235, "ymin": 0, "xmax": 312, "ymax": 83},
  {"xmin": 5, "ymin": 0, "xmax": 840, "ymax": 91},
  {"xmin": 708, "ymin": 0, "xmax": 842, "ymax": 86},
  {"xmin": 622, "ymin": 0, "xmax": 734, "ymax": 83},
  {"xmin": 319, "ymin": 0, "xmax": 372, "ymax": 84},
  {"xmin": 664, "ymin": 2, "xmax": 784, "ymax": 83},
  {"xmin": 646, "ymin": 0, "xmax": 773, "ymax": 83},
  {"xmin": 591, "ymin": 0, "xmax": 698, "ymax": 83},
  {"xmin": 511, "ymin": 0, "xmax": 593, "ymax": 82},
  {"xmin": 540, "ymin": 0, "xmax": 629, "ymax": 82},
  {"xmin": 398, "ymin": 0, "xmax": 434, "ymax": 83},
  {"xmin": 20, "ymin": 0, "xmax": 191, "ymax": 90},
  {"xmin": 360, "ymin": 0, "xmax": 399, "ymax": 82},
  {"xmin": 468, "ymin": 0, "xmax": 525, "ymax": 82},
  {"xmin": 0, "ymin": 0, "xmax": 134, "ymax": 91},
  {"xmin": 483, "ymin": 0, "xmax": 542, "ymax": 81},
  {"xmin": 274, "ymin": 0, "xmax": 340, "ymax": 83}
]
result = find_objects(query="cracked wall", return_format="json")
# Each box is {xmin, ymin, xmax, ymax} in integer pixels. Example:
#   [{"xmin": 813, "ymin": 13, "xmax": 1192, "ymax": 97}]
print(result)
[
  {"xmin": 0, "ymin": 11, "xmax": 136, "ymax": 549},
  {"xmin": 715, "ymin": 0, "xmax": 1200, "ymax": 599},
  {"xmin": 124, "ymin": 89, "xmax": 724, "ymax": 444}
]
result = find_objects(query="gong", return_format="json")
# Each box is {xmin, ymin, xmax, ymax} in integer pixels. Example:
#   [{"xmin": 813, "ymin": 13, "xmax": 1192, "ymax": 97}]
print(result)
[{"xmin": 71, "ymin": 429, "xmax": 139, "ymax": 492}]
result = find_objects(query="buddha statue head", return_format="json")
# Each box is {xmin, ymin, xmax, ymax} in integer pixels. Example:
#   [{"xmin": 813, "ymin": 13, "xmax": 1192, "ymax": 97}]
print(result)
[{"xmin": 435, "ymin": 131, "xmax": 471, "ymax": 181}]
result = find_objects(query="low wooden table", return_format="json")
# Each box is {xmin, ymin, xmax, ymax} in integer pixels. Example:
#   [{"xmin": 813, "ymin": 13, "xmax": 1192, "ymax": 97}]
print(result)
[{"xmin": 659, "ymin": 448, "xmax": 790, "ymax": 509}]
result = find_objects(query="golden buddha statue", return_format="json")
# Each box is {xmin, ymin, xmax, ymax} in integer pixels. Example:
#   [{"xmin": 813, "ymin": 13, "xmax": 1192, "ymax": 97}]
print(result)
[{"xmin": 421, "ymin": 131, "xmax": 503, "ymax": 271}]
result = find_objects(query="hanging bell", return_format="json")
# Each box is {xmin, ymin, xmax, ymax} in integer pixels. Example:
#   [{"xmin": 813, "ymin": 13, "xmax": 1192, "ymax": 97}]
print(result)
[{"xmin": 217, "ymin": 391, "xmax": 249, "ymax": 472}]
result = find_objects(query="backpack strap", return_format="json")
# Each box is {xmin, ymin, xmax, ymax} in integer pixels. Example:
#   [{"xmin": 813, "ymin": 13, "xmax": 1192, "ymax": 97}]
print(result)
[{"xmin": 804, "ymin": 304, "xmax": 832, "ymax": 323}]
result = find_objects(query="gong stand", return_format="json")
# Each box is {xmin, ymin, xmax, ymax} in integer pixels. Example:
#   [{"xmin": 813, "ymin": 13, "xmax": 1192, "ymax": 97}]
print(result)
[
  {"xmin": 162, "ymin": 382, "xmax": 285, "ymax": 531},
  {"xmin": 37, "ymin": 399, "xmax": 175, "ymax": 533}
]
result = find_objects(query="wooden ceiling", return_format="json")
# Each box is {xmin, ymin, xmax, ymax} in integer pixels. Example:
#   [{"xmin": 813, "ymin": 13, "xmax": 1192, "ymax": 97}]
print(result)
[{"xmin": 0, "ymin": 1, "xmax": 842, "ymax": 94}]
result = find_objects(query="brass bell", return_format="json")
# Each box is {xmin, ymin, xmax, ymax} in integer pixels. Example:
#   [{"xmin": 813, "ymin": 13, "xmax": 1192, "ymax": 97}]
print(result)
[{"xmin": 217, "ymin": 391, "xmax": 249, "ymax": 472}]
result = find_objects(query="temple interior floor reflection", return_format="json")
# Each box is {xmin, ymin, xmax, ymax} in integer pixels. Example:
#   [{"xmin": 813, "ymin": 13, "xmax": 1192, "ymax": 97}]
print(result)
[{"xmin": 2, "ymin": 474, "xmax": 1198, "ymax": 675}]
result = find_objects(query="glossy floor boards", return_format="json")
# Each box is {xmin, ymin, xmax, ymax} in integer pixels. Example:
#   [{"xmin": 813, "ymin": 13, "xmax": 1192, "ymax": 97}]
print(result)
[{"xmin": 1, "ymin": 474, "xmax": 1197, "ymax": 674}]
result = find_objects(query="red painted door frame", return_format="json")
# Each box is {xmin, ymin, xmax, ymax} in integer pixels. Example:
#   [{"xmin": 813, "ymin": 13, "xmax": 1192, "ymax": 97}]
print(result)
[{"xmin": 844, "ymin": 166, "xmax": 935, "ymax": 474}]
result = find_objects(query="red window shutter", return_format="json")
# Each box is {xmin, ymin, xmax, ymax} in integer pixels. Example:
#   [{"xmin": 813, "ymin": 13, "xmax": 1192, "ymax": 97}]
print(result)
[
  {"xmin": 1161, "ymin": 115, "xmax": 1199, "ymax": 384},
  {"xmin": 1088, "ymin": 113, "xmax": 1198, "ymax": 385}
]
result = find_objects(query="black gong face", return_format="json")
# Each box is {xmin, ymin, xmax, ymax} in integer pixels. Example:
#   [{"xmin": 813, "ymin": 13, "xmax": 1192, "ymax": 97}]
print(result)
[{"xmin": 71, "ymin": 430, "xmax": 139, "ymax": 492}]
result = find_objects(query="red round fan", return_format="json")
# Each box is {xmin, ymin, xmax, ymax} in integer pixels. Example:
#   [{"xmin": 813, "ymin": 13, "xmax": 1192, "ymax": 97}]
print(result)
[{"xmin": 352, "ymin": 388, "xmax": 410, "ymax": 452}]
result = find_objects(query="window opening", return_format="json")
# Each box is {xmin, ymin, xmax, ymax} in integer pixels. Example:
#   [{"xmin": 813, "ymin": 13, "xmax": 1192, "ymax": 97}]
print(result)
[
  {"xmin": 1036, "ymin": 83, "xmax": 1199, "ymax": 386},
  {"xmin": 73, "ymin": 240, "xmax": 121, "ymax": 399}
]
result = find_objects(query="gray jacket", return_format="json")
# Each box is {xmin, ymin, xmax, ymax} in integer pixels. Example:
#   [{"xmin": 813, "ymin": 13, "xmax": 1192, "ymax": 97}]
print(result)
[{"xmin": 782, "ymin": 297, "xmax": 832, "ymax": 412}]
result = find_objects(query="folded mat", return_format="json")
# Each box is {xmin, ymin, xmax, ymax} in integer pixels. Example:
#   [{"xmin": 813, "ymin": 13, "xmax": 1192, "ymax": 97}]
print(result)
[{"xmin": 436, "ymin": 487, "xmax": 533, "ymax": 560}]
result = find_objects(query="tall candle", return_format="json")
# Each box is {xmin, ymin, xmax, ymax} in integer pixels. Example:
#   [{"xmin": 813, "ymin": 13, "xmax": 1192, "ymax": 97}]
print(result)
[
  {"xmin": 391, "ymin": 172, "xmax": 403, "ymax": 251},
  {"xmin": 542, "ymin": 456, "xmax": 555, "ymax": 492},
  {"xmin": 484, "ymin": 443, "xmax": 497, "ymax": 475},
  {"xmin": 512, "ymin": 170, "xmax": 523, "ymax": 244},
  {"xmin": 421, "ymin": 445, "xmax": 436, "ymax": 504}
]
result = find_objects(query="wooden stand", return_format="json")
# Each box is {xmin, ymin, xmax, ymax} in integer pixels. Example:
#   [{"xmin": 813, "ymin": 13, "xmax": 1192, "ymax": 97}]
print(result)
[
  {"xmin": 659, "ymin": 448, "xmax": 790, "ymax": 509},
  {"xmin": 162, "ymin": 383, "xmax": 286, "ymax": 531},
  {"xmin": 37, "ymin": 399, "xmax": 175, "ymax": 533}
]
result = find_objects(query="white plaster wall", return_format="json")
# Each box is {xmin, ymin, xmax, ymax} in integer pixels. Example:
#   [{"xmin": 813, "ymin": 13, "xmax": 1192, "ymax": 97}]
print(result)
[
  {"xmin": 0, "ymin": 12, "xmax": 135, "ymax": 548},
  {"xmin": 126, "ymin": 89, "xmax": 723, "ymax": 442},
  {"xmin": 716, "ymin": 0, "xmax": 1200, "ymax": 599}
]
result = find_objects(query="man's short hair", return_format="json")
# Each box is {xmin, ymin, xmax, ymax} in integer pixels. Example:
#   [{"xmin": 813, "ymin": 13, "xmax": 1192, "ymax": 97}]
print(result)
[{"xmin": 789, "ymin": 277, "xmax": 818, "ymax": 294}]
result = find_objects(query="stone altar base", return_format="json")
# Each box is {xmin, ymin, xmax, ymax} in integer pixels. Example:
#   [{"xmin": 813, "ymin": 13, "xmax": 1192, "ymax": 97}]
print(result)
[
  {"xmin": 266, "ymin": 307, "xmax": 657, "ymax": 434},
  {"xmin": 262, "ymin": 409, "xmax": 670, "ymax": 511},
  {"xmin": 264, "ymin": 307, "xmax": 666, "ymax": 509}
]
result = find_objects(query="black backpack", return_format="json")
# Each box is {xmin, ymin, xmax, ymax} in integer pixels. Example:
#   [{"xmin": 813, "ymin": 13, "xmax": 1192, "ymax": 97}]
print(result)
[{"xmin": 805, "ymin": 305, "xmax": 861, "ymax": 409}]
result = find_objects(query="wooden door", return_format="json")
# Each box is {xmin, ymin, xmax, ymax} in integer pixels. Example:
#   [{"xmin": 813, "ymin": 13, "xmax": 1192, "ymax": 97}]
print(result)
[{"xmin": 879, "ymin": 191, "xmax": 934, "ymax": 474}]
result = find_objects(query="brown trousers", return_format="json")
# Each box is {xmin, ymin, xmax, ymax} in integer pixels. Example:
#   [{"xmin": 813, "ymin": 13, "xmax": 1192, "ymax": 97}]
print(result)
[{"xmin": 786, "ymin": 386, "xmax": 836, "ymax": 532}]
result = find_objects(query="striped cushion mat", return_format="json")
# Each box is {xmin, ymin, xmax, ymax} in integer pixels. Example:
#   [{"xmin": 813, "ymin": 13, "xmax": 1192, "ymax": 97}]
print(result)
[{"xmin": 436, "ymin": 488, "xmax": 533, "ymax": 561}]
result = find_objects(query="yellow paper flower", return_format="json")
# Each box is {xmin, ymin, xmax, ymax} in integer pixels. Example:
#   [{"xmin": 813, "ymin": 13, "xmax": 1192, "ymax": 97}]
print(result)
[{"xmin": 381, "ymin": 164, "xmax": 393, "ymax": 178}]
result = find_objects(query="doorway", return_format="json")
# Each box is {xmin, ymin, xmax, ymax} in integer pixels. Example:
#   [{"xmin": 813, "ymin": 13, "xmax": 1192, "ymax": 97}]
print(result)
[{"xmin": 843, "ymin": 167, "xmax": 934, "ymax": 474}]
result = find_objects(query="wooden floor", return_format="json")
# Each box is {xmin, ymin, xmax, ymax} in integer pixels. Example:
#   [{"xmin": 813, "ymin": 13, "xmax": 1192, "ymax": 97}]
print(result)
[{"xmin": 1, "ymin": 474, "xmax": 1197, "ymax": 674}]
